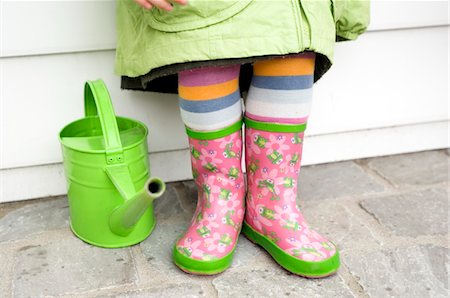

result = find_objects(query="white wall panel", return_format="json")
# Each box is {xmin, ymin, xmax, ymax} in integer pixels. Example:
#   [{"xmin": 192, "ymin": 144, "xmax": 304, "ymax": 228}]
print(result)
[
  {"xmin": 2, "ymin": 26, "xmax": 448, "ymax": 170},
  {"xmin": 1, "ymin": 1, "xmax": 448, "ymax": 57},
  {"xmin": 1, "ymin": 0, "xmax": 116, "ymax": 57},
  {"xmin": 308, "ymin": 25, "xmax": 449, "ymax": 135},
  {"xmin": 369, "ymin": 1, "xmax": 449, "ymax": 31}
]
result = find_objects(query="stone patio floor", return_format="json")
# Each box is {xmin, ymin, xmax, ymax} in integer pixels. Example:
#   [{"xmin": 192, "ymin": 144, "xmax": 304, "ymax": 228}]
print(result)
[{"xmin": 0, "ymin": 150, "xmax": 449, "ymax": 298}]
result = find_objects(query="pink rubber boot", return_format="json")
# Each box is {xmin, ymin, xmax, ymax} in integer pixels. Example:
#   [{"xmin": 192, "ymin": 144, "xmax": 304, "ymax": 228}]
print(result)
[
  {"xmin": 242, "ymin": 117, "xmax": 340, "ymax": 277},
  {"xmin": 173, "ymin": 121, "xmax": 245, "ymax": 275}
]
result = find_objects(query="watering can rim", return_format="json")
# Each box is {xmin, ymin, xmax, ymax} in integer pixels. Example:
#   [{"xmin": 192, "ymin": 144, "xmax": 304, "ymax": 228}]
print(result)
[{"xmin": 58, "ymin": 115, "xmax": 149, "ymax": 154}]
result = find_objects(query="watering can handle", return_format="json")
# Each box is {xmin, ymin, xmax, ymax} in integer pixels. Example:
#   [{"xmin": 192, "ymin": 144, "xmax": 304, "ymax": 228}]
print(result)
[{"xmin": 84, "ymin": 80, "xmax": 123, "ymax": 159}]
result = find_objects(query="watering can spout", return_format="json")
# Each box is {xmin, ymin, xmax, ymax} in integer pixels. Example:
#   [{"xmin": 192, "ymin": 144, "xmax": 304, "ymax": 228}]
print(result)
[{"xmin": 109, "ymin": 176, "xmax": 166, "ymax": 237}]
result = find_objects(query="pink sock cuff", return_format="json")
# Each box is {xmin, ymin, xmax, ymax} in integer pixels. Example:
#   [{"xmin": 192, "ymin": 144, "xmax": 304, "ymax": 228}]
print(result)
[
  {"xmin": 245, "ymin": 112, "xmax": 308, "ymax": 125},
  {"xmin": 178, "ymin": 65, "xmax": 241, "ymax": 87}
]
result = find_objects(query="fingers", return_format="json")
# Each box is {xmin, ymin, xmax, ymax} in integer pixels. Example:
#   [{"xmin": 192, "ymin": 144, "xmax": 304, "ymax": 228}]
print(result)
[
  {"xmin": 148, "ymin": 0, "xmax": 174, "ymax": 11},
  {"xmin": 134, "ymin": 0, "xmax": 152, "ymax": 10},
  {"xmin": 135, "ymin": 0, "xmax": 188, "ymax": 11},
  {"xmin": 172, "ymin": 0, "xmax": 188, "ymax": 5},
  {"xmin": 135, "ymin": 0, "xmax": 152, "ymax": 9}
]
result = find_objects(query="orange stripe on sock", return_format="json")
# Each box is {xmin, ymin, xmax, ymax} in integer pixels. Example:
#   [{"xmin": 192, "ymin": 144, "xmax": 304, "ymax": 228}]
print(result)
[
  {"xmin": 253, "ymin": 56, "xmax": 315, "ymax": 76},
  {"xmin": 179, "ymin": 78, "xmax": 239, "ymax": 101}
]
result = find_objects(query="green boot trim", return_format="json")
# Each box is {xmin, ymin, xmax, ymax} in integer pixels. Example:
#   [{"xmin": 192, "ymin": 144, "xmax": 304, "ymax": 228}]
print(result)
[
  {"xmin": 185, "ymin": 119, "xmax": 243, "ymax": 140},
  {"xmin": 244, "ymin": 117, "xmax": 307, "ymax": 133},
  {"xmin": 173, "ymin": 245, "xmax": 236, "ymax": 275},
  {"xmin": 242, "ymin": 221, "xmax": 340, "ymax": 277}
]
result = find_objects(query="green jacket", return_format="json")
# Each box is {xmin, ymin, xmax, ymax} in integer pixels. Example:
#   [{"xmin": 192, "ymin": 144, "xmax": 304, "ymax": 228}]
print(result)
[{"xmin": 115, "ymin": 0, "xmax": 369, "ymax": 85}]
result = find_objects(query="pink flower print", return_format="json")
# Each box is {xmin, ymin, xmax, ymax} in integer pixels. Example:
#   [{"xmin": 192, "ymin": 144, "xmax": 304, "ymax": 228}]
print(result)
[
  {"xmin": 274, "ymin": 204, "xmax": 300, "ymax": 228},
  {"xmin": 245, "ymin": 199, "xmax": 263, "ymax": 231},
  {"xmin": 232, "ymin": 207, "xmax": 245, "ymax": 231},
  {"xmin": 198, "ymin": 213, "xmax": 220, "ymax": 230},
  {"xmin": 215, "ymin": 134, "xmax": 240, "ymax": 149},
  {"xmin": 218, "ymin": 192, "xmax": 241, "ymax": 213},
  {"xmin": 217, "ymin": 134, "xmax": 242, "ymax": 153},
  {"xmin": 235, "ymin": 181, "xmax": 242, "ymax": 190},
  {"xmin": 204, "ymin": 233, "xmax": 232, "ymax": 253},
  {"xmin": 199, "ymin": 148, "xmax": 223, "ymax": 167},
  {"xmin": 283, "ymin": 189, "xmax": 297, "ymax": 203},
  {"xmin": 204, "ymin": 175, "xmax": 221, "ymax": 194},
  {"xmin": 286, "ymin": 236, "xmax": 327, "ymax": 262},
  {"xmin": 309, "ymin": 228, "xmax": 329, "ymax": 243},
  {"xmin": 177, "ymin": 238, "xmax": 204, "ymax": 258},
  {"xmin": 265, "ymin": 134, "xmax": 290, "ymax": 155},
  {"xmin": 216, "ymin": 172, "xmax": 236, "ymax": 188},
  {"xmin": 279, "ymin": 154, "xmax": 298, "ymax": 174}
]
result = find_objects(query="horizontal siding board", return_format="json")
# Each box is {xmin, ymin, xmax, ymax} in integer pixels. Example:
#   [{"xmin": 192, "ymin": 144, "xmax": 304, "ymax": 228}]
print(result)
[{"xmin": 1, "ymin": 1, "xmax": 449, "ymax": 57}]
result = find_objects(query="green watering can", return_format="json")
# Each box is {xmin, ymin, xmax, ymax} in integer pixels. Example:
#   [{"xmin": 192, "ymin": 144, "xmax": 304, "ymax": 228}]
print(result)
[{"xmin": 59, "ymin": 79, "xmax": 165, "ymax": 248}]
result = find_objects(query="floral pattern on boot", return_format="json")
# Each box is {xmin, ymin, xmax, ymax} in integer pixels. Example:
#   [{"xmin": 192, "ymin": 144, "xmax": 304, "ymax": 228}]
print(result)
[
  {"xmin": 245, "ymin": 127, "xmax": 337, "ymax": 262},
  {"xmin": 175, "ymin": 130, "xmax": 245, "ymax": 261}
]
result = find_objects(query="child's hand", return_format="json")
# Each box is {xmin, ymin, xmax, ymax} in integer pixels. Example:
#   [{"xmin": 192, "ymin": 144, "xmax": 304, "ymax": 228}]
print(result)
[{"xmin": 134, "ymin": 0, "xmax": 188, "ymax": 11}]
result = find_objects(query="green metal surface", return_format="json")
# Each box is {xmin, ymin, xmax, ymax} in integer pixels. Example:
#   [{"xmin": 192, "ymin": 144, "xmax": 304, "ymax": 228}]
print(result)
[{"xmin": 59, "ymin": 79, "xmax": 165, "ymax": 248}]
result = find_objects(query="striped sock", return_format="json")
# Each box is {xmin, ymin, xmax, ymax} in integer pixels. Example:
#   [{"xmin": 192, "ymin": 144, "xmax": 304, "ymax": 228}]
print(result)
[
  {"xmin": 245, "ymin": 52, "xmax": 315, "ymax": 124},
  {"xmin": 178, "ymin": 64, "xmax": 242, "ymax": 132}
]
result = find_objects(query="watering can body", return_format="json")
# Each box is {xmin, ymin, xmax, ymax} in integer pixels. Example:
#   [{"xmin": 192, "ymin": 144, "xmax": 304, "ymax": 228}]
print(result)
[{"xmin": 59, "ymin": 80, "xmax": 164, "ymax": 248}]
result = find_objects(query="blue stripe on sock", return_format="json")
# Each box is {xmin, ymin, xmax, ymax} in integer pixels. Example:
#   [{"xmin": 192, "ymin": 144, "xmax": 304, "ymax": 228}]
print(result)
[
  {"xmin": 251, "ymin": 75, "xmax": 314, "ymax": 90},
  {"xmin": 179, "ymin": 90, "xmax": 241, "ymax": 113}
]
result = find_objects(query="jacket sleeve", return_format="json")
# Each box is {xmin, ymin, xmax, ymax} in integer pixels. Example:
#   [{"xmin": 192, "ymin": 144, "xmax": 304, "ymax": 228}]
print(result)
[{"xmin": 332, "ymin": 0, "xmax": 370, "ymax": 41}]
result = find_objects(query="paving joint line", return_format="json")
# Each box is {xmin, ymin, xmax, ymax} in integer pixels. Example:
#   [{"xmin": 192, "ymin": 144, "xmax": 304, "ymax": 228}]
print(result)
[
  {"xmin": 338, "ymin": 263, "xmax": 369, "ymax": 298},
  {"xmin": 337, "ymin": 197, "xmax": 391, "ymax": 245},
  {"xmin": 352, "ymin": 159, "xmax": 397, "ymax": 189},
  {"xmin": 129, "ymin": 244, "xmax": 166, "ymax": 286}
]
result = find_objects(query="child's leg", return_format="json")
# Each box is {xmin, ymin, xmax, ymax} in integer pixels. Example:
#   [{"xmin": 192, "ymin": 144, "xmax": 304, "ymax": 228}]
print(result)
[
  {"xmin": 178, "ymin": 65, "xmax": 242, "ymax": 131},
  {"xmin": 173, "ymin": 64, "xmax": 245, "ymax": 275},
  {"xmin": 243, "ymin": 53, "xmax": 340, "ymax": 277},
  {"xmin": 245, "ymin": 52, "xmax": 315, "ymax": 124}
]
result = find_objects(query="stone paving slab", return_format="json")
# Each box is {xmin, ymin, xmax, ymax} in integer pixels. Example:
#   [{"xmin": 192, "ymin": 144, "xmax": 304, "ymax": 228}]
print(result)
[
  {"xmin": 302, "ymin": 200, "xmax": 379, "ymax": 251},
  {"xmin": 360, "ymin": 188, "xmax": 448, "ymax": 237},
  {"xmin": 0, "ymin": 245, "xmax": 13, "ymax": 296},
  {"xmin": 212, "ymin": 266, "xmax": 354, "ymax": 298},
  {"xmin": 139, "ymin": 219, "xmax": 190, "ymax": 279},
  {"xmin": 0, "ymin": 197, "xmax": 69, "ymax": 243},
  {"xmin": 342, "ymin": 245, "xmax": 449, "ymax": 298},
  {"xmin": 367, "ymin": 150, "xmax": 449, "ymax": 187},
  {"xmin": 298, "ymin": 161, "xmax": 385, "ymax": 201},
  {"xmin": 12, "ymin": 235, "xmax": 136, "ymax": 297},
  {"xmin": 153, "ymin": 182, "xmax": 192, "ymax": 224},
  {"xmin": 110, "ymin": 283, "xmax": 208, "ymax": 298}
]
